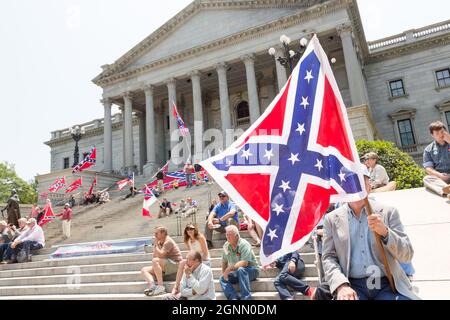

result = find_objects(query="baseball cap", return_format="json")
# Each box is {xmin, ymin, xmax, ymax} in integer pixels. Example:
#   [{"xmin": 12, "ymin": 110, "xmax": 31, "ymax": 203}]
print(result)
[{"xmin": 218, "ymin": 191, "xmax": 228, "ymax": 197}]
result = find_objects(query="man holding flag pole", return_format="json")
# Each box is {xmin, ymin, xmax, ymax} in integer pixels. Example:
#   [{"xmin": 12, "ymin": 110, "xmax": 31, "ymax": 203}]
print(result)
[{"xmin": 200, "ymin": 35, "xmax": 418, "ymax": 300}]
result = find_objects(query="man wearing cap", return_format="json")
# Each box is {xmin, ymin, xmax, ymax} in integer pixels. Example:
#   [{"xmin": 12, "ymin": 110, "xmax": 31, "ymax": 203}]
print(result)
[
  {"xmin": 363, "ymin": 152, "xmax": 390, "ymax": 191},
  {"xmin": 321, "ymin": 169, "xmax": 419, "ymax": 300},
  {"xmin": 205, "ymin": 191, "xmax": 239, "ymax": 249},
  {"xmin": 56, "ymin": 203, "xmax": 72, "ymax": 239},
  {"xmin": 2, "ymin": 218, "xmax": 45, "ymax": 264}
]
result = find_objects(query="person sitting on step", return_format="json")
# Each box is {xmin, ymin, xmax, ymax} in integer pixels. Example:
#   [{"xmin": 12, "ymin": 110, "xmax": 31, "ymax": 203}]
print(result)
[
  {"xmin": 422, "ymin": 121, "xmax": 450, "ymax": 199},
  {"xmin": 171, "ymin": 223, "xmax": 211, "ymax": 295},
  {"xmin": 219, "ymin": 225, "xmax": 259, "ymax": 300},
  {"xmin": 362, "ymin": 152, "xmax": 394, "ymax": 192},
  {"xmin": 273, "ymin": 250, "xmax": 316, "ymax": 300},
  {"xmin": 182, "ymin": 197, "xmax": 198, "ymax": 218},
  {"xmin": 166, "ymin": 251, "xmax": 215, "ymax": 300},
  {"xmin": 141, "ymin": 226, "xmax": 182, "ymax": 296},
  {"xmin": 242, "ymin": 213, "xmax": 262, "ymax": 247},
  {"xmin": 204, "ymin": 191, "xmax": 239, "ymax": 249},
  {"xmin": 2, "ymin": 218, "xmax": 45, "ymax": 264},
  {"xmin": 174, "ymin": 199, "xmax": 187, "ymax": 215},
  {"xmin": 158, "ymin": 198, "xmax": 172, "ymax": 218}
]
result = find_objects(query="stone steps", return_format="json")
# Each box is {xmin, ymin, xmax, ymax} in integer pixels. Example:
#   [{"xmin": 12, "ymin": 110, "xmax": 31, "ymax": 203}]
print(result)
[
  {"xmin": 0, "ymin": 278, "xmax": 319, "ymax": 296},
  {"xmin": 0, "ymin": 266, "xmax": 317, "ymax": 286}
]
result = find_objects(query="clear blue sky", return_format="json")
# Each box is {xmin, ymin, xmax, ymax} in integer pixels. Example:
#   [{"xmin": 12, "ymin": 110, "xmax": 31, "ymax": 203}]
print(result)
[{"xmin": 1, "ymin": 0, "xmax": 449, "ymax": 181}]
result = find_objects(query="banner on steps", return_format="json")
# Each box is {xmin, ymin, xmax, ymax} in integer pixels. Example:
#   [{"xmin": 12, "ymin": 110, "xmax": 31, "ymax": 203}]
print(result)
[{"xmin": 49, "ymin": 238, "xmax": 152, "ymax": 259}]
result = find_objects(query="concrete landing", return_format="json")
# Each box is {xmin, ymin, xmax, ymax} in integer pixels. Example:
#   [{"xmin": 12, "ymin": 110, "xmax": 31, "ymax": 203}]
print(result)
[{"xmin": 372, "ymin": 188, "xmax": 450, "ymax": 300}]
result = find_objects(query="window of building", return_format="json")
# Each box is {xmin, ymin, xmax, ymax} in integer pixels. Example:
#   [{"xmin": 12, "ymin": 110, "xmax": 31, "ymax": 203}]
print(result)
[
  {"xmin": 397, "ymin": 119, "xmax": 416, "ymax": 147},
  {"xmin": 167, "ymin": 116, "xmax": 170, "ymax": 130},
  {"xmin": 236, "ymin": 101, "xmax": 250, "ymax": 125},
  {"xmin": 446, "ymin": 111, "xmax": 450, "ymax": 128},
  {"xmin": 389, "ymin": 79, "xmax": 406, "ymax": 97},
  {"xmin": 168, "ymin": 150, "xmax": 171, "ymax": 159},
  {"xmin": 436, "ymin": 68, "xmax": 450, "ymax": 88},
  {"xmin": 63, "ymin": 157, "xmax": 70, "ymax": 169}
]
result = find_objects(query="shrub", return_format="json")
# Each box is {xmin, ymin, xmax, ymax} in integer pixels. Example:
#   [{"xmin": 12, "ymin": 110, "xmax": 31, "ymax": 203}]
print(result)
[{"xmin": 356, "ymin": 140, "xmax": 425, "ymax": 190}]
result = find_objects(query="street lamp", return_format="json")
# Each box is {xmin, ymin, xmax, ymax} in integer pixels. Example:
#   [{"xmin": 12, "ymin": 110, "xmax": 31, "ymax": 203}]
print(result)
[
  {"xmin": 70, "ymin": 125, "xmax": 85, "ymax": 167},
  {"xmin": 269, "ymin": 35, "xmax": 336, "ymax": 75}
]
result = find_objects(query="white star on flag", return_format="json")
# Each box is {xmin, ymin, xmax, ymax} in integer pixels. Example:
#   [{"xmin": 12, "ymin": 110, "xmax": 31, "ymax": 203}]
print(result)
[
  {"xmin": 315, "ymin": 159, "xmax": 323, "ymax": 172},
  {"xmin": 267, "ymin": 228, "xmax": 279, "ymax": 241},
  {"xmin": 279, "ymin": 180, "xmax": 291, "ymax": 192},
  {"xmin": 300, "ymin": 96, "xmax": 309, "ymax": 109},
  {"xmin": 304, "ymin": 70, "xmax": 314, "ymax": 83},
  {"xmin": 264, "ymin": 149, "xmax": 274, "ymax": 161},
  {"xmin": 296, "ymin": 123, "xmax": 306, "ymax": 135},
  {"xmin": 338, "ymin": 170, "xmax": 346, "ymax": 182},
  {"xmin": 241, "ymin": 149, "xmax": 253, "ymax": 160},
  {"xmin": 272, "ymin": 203, "xmax": 285, "ymax": 216},
  {"xmin": 288, "ymin": 153, "xmax": 300, "ymax": 165}
]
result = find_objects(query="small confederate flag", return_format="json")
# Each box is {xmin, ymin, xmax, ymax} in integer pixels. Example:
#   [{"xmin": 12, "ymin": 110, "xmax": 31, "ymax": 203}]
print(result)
[
  {"xmin": 88, "ymin": 177, "xmax": 97, "ymax": 195},
  {"xmin": 142, "ymin": 186, "xmax": 157, "ymax": 217},
  {"xmin": 172, "ymin": 103, "xmax": 190, "ymax": 136},
  {"xmin": 117, "ymin": 175, "xmax": 133, "ymax": 190},
  {"xmin": 38, "ymin": 205, "xmax": 55, "ymax": 227},
  {"xmin": 66, "ymin": 178, "xmax": 83, "ymax": 193},
  {"xmin": 161, "ymin": 161, "xmax": 169, "ymax": 174},
  {"xmin": 48, "ymin": 177, "xmax": 66, "ymax": 193},
  {"xmin": 72, "ymin": 147, "xmax": 97, "ymax": 174}
]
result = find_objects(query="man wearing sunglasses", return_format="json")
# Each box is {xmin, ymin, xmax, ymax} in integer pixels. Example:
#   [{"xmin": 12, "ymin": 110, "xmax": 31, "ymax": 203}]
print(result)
[{"xmin": 204, "ymin": 191, "xmax": 239, "ymax": 249}]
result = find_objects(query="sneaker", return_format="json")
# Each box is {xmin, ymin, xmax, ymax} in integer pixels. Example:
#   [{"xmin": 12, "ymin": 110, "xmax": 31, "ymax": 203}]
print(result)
[
  {"xmin": 306, "ymin": 287, "xmax": 317, "ymax": 300},
  {"xmin": 144, "ymin": 284, "xmax": 156, "ymax": 296},
  {"xmin": 152, "ymin": 285, "xmax": 166, "ymax": 296}
]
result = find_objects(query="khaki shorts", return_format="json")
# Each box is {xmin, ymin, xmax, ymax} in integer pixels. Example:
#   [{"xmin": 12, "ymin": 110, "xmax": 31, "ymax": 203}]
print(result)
[{"xmin": 163, "ymin": 259, "xmax": 179, "ymax": 276}]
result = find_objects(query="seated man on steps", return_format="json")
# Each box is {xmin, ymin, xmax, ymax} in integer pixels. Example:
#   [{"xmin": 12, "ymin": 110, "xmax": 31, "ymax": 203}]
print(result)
[
  {"xmin": 422, "ymin": 121, "xmax": 450, "ymax": 198},
  {"xmin": 166, "ymin": 251, "xmax": 216, "ymax": 300},
  {"xmin": 219, "ymin": 225, "xmax": 259, "ymax": 300},
  {"xmin": 322, "ymin": 170, "xmax": 419, "ymax": 300},
  {"xmin": 273, "ymin": 250, "xmax": 316, "ymax": 300},
  {"xmin": 158, "ymin": 198, "xmax": 172, "ymax": 218},
  {"xmin": 2, "ymin": 218, "xmax": 45, "ymax": 264},
  {"xmin": 183, "ymin": 197, "xmax": 198, "ymax": 218},
  {"xmin": 141, "ymin": 226, "xmax": 182, "ymax": 296},
  {"xmin": 205, "ymin": 191, "xmax": 239, "ymax": 249}
]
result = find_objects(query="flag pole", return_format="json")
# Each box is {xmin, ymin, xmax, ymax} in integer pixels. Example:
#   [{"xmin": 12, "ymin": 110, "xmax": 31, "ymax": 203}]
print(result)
[{"xmin": 364, "ymin": 197, "xmax": 396, "ymax": 293}]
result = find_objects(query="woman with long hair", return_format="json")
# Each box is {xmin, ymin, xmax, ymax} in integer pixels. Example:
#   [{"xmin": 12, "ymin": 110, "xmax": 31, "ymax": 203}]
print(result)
[{"xmin": 171, "ymin": 223, "xmax": 211, "ymax": 295}]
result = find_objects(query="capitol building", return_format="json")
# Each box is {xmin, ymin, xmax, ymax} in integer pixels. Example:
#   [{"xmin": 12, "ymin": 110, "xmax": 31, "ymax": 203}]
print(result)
[{"xmin": 37, "ymin": 0, "xmax": 450, "ymax": 194}]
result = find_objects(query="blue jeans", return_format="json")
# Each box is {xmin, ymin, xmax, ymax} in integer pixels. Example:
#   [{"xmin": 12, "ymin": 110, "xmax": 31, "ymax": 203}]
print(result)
[
  {"xmin": 349, "ymin": 277, "xmax": 411, "ymax": 300},
  {"xmin": 3, "ymin": 241, "xmax": 43, "ymax": 261},
  {"xmin": 220, "ymin": 266, "xmax": 258, "ymax": 300},
  {"xmin": 186, "ymin": 174, "xmax": 193, "ymax": 187},
  {"xmin": 274, "ymin": 258, "xmax": 309, "ymax": 300},
  {"xmin": 400, "ymin": 262, "xmax": 415, "ymax": 277},
  {"xmin": 0, "ymin": 243, "xmax": 9, "ymax": 261}
]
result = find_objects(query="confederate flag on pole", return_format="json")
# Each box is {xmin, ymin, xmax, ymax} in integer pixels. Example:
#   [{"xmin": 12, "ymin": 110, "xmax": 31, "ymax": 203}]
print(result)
[
  {"xmin": 65, "ymin": 178, "xmax": 83, "ymax": 193},
  {"xmin": 38, "ymin": 205, "xmax": 55, "ymax": 227},
  {"xmin": 48, "ymin": 177, "xmax": 66, "ymax": 193},
  {"xmin": 142, "ymin": 186, "xmax": 157, "ymax": 217},
  {"xmin": 72, "ymin": 147, "xmax": 97, "ymax": 174},
  {"xmin": 172, "ymin": 102, "xmax": 190, "ymax": 136},
  {"xmin": 88, "ymin": 177, "xmax": 97, "ymax": 195},
  {"xmin": 200, "ymin": 35, "xmax": 367, "ymax": 265}
]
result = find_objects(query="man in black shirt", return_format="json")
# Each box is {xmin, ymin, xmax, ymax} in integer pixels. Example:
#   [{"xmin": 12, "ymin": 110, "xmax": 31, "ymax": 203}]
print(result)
[{"xmin": 158, "ymin": 198, "xmax": 172, "ymax": 218}]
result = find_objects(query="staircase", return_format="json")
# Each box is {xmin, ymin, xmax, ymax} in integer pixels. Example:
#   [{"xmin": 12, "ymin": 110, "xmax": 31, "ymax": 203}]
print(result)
[{"xmin": 0, "ymin": 183, "xmax": 320, "ymax": 300}]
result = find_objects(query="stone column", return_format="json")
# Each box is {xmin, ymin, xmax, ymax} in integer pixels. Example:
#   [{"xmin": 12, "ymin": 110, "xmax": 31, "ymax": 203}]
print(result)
[
  {"xmin": 143, "ymin": 85, "xmax": 158, "ymax": 176},
  {"xmin": 189, "ymin": 70, "xmax": 204, "ymax": 161},
  {"xmin": 102, "ymin": 99, "xmax": 113, "ymax": 173},
  {"xmin": 123, "ymin": 92, "xmax": 134, "ymax": 175},
  {"xmin": 242, "ymin": 54, "xmax": 261, "ymax": 124},
  {"xmin": 274, "ymin": 46, "xmax": 288, "ymax": 91},
  {"xmin": 138, "ymin": 112, "xmax": 146, "ymax": 175},
  {"xmin": 165, "ymin": 78, "xmax": 181, "ymax": 167},
  {"xmin": 338, "ymin": 24, "xmax": 369, "ymax": 107},
  {"xmin": 215, "ymin": 62, "xmax": 232, "ymax": 137}
]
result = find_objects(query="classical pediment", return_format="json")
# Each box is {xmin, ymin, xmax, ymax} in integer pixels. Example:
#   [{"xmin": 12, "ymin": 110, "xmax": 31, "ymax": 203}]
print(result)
[{"xmin": 93, "ymin": 0, "xmax": 334, "ymax": 86}]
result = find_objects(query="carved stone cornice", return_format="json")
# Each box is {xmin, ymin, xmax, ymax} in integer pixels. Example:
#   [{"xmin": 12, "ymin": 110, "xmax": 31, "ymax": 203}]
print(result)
[{"xmin": 92, "ymin": 0, "xmax": 350, "ymax": 88}]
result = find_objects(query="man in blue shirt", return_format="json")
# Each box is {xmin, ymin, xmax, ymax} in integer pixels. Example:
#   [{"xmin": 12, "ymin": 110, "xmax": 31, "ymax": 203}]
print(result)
[
  {"xmin": 204, "ymin": 191, "xmax": 239, "ymax": 248},
  {"xmin": 423, "ymin": 121, "xmax": 450, "ymax": 198}
]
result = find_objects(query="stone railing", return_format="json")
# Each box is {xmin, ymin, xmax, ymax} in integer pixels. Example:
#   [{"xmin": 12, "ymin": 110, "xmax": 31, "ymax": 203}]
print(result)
[{"xmin": 368, "ymin": 19, "xmax": 450, "ymax": 52}]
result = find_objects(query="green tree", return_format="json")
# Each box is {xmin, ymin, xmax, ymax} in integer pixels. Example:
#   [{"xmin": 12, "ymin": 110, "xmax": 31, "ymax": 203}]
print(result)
[
  {"xmin": 0, "ymin": 162, "xmax": 38, "ymax": 204},
  {"xmin": 356, "ymin": 140, "xmax": 426, "ymax": 190}
]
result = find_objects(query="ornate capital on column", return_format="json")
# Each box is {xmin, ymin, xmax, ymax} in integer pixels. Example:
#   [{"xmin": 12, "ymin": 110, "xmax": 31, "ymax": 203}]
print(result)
[
  {"xmin": 143, "ymin": 84, "xmax": 154, "ymax": 96},
  {"xmin": 188, "ymin": 70, "xmax": 201, "ymax": 80},
  {"xmin": 215, "ymin": 62, "xmax": 228, "ymax": 73},
  {"xmin": 123, "ymin": 91, "xmax": 133, "ymax": 103},
  {"xmin": 165, "ymin": 78, "xmax": 177, "ymax": 87},
  {"xmin": 337, "ymin": 23, "xmax": 353, "ymax": 37},
  {"xmin": 241, "ymin": 53, "xmax": 256, "ymax": 65},
  {"xmin": 101, "ymin": 98, "xmax": 112, "ymax": 107}
]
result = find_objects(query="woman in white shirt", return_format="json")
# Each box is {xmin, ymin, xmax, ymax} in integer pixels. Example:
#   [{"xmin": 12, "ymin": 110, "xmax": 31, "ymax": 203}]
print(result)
[{"xmin": 171, "ymin": 223, "xmax": 210, "ymax": 295}]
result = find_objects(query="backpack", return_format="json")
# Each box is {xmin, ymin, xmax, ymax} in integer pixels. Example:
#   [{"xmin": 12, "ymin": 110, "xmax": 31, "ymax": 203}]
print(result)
[{"xmin": 16, "ymin": 249, "xmax": 29, "ymax": 263}]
